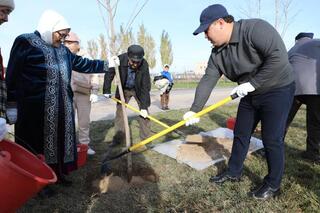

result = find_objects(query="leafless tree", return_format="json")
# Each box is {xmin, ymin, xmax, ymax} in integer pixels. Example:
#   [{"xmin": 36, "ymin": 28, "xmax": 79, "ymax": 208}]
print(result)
[
  {"xmin": 240, "ymin": 0, "xmax": 262, "ymax": 18},
  {"xmin": 239, "ymin": 0, "xmax": 298, "ymax": 38},
  {"xmin": 95, "ymin": 0, "xmax": 150, "ymax": 179},
  {"xmin": 278, "ymin": 0, "xmax": 298, "ymax": 37},
  {"xmin": 96, "ymin": 0, "xmax": 149, "ymax": 55}
]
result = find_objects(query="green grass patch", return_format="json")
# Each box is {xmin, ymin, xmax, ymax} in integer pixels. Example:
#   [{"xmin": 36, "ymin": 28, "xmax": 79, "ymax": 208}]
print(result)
[{"xmin": 19, "ymin": 104, "xmax": 320, "ymax": 212}]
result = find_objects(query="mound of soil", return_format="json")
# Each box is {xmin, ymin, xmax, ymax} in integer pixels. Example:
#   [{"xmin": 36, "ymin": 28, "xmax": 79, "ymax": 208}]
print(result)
[
  {"xmin": 93, "ymin": 166, "xmax": 158, "ymax": 193},
  {"xmin": 176, "ymin": 136, "xmax": 233, "ymax": 163}
]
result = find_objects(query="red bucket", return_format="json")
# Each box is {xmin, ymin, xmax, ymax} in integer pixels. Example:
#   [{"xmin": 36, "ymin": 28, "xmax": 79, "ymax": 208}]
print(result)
[
  {"xmin": 77, "ymin": 144, "xmax": 88, "ymax": 167},
  {"xmin": 226, "ymin": 117, "xmax": 236, "ymax": 130},
  {"xmin": 0, "ymin": 139, "xmax": 57, "ymax": 212}
]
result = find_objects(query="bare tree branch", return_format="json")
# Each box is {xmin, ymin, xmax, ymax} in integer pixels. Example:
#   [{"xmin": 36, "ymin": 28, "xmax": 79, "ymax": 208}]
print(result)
[
  {"xmin": 112, "ymin": 0, "xmax": 119, "ymax": 19},
  {"xmin": 96, "ymin": 0, "xmax": 109, "ymax": 36},
  {"xmin": 124, "ymin": 1, "xmax": 140, "ymax": 32},
  {"xmin": 239, "ymin": 0, "xmax": 262, "ymax": 18},
  {"xmin": 274, "ymin": 0, "xmax": 279, "ymax": 30},
  {"xmin": 125, "ymin": 0, "xmax": 150, "ymax": 33},
  {"xmin": 96, "ymin": 0, "xmax": 107, "ymax": 10},
  {"xmin": 280, "ymin": 0, "xmax": 299, "ymax": 37}
]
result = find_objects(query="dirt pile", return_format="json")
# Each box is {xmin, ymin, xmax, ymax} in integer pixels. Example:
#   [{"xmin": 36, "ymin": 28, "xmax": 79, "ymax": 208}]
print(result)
[
  {"xmin": 93, "ymin": 172, "xmax": 158, "ymax": 193},
  {"xmin": 176, "ymin": 135, "xmax": 234, "ymax": 163}
]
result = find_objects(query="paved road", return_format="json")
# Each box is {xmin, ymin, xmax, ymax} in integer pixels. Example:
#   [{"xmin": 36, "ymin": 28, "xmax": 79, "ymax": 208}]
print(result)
[{"xmin": 90, "ymin": 87, "xmax": 237, "ymax": 121}]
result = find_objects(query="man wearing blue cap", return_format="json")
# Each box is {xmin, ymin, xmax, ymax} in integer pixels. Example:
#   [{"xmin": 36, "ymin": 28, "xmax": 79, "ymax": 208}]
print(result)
[
  {"xmin": 285, "ymin": 32, "xmax": 320, "ymax": 164},
  {"xmin": 183, "ymin": 4, "xmax": 294, "ymax": 200}
]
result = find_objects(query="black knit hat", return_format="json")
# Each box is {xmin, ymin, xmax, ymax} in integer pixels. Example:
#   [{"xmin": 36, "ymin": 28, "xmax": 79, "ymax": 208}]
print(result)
[
  {"xmin": 295, "ymin": 32, "xmax": 314, "ymax": 41},
  {"xmin": 127, "ymin": 45, "xmax": 144, "ymax": 62}
]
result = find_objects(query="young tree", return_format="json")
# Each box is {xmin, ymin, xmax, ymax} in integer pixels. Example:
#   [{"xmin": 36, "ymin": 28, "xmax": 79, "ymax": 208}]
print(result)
[
  {"xmin": 96, "ymin": 0, "xmax": 149, "ymax": 178},
  {"xmin": 160, "ymin": 30, "xmax": 173, "ymax": 67},
  {"xmin": 96, "ymin": 0, "xmax": 149, "ymax": 55},
  {"xmin": 137, "ymin": 24, "xmax": 156, "ymax": 69}
]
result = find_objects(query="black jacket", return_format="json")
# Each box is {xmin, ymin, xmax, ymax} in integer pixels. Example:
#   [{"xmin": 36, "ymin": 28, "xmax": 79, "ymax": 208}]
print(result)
[{"xmin": 103, "ymin": 53, "xmax": 151, "ymax": 109}]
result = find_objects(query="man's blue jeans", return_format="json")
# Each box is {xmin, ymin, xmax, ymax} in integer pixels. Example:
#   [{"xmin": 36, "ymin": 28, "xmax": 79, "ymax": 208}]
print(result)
[{"xmin": 228, "ymin": 83, "xmax": 295, "ymax": 189}]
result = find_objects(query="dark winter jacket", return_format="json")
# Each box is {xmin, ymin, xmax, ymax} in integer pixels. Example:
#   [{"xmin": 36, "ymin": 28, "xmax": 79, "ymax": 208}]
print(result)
[
  {"xmin": 191, "ymin": 19, "xmax": 294, "ymax": 112},
  {"xmin": 103, "ymin": 53, "xmax": 151, "ymax": 109}
]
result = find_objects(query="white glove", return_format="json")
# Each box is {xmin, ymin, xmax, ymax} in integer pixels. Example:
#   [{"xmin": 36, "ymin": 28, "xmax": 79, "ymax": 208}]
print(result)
[
  {"xmin": 183, "ymin": 111, "xmax": 200, "ymax": 126},
  {"xmin": 103, "ymin": 93, "xmax": 112, "ymax": 99},
  {"xmin": 0, "ymin": 118, "xmax": 7, "ymax": 141},
  {"xmin": 230, "ymin": 82, "xmax": 255, "ymax": 98},
  {"xmin": 90, "ymin": 94, "xmax": 99, "ymax": 103},
  {"xmin": 108, "ymin": 56, "xmax": 120, "ymax": 68},
  {"xmin": 140, "ymin": 109, "xmax": 148, "ymax": 118},
  {"xmin": 6, "ymin": 107, "xmax": 17, "ymax": 125}
]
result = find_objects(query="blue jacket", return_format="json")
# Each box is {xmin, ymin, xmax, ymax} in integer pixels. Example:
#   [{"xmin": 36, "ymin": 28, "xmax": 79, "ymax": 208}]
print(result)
[{"xmin": 160, "ymin": 71, "xmax": 173, "ymax": 83}]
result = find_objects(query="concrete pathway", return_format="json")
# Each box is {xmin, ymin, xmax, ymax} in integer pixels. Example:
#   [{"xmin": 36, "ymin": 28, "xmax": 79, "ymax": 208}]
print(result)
[{"xmin": 90, "ymin": 87, "xmax": 237, "ymax": 121}]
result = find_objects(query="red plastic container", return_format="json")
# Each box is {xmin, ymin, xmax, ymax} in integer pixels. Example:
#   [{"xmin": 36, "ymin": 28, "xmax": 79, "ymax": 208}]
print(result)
[
  {"xmin": 226, "ymin": 117, "xmax": 236, "ymax": 130},
  {"xmin": 77, "ymin": 144, "xmax": 88, "ymax": 167},
  {"xmin": 0, "ymin": 139, "xmax": 57, "ymax": 212}
]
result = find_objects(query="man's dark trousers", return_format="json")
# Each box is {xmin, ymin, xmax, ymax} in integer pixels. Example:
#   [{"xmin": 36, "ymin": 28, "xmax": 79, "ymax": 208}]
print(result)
[
  {"xmin": 286, "ymin": 95, "xmax": 320, "ymax": 158},
  {"xmin": 114, "ymin": 89, "xmax": 150, "ymax": 143},
  {"xmin": 227, "ymin": 83, "xmax": 295, "ymax": 189}
]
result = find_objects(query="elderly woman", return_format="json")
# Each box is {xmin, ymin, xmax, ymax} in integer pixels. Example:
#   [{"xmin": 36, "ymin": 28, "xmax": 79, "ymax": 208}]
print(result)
[{"xmin": 5, "ymin": 9, "xmax": 116, "ymax": 186}]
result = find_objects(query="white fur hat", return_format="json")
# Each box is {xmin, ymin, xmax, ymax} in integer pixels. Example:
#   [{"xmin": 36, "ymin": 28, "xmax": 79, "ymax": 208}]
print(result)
[{"xmin": 0, "ymin": 0, "xmax": 15, "ymax": 10}]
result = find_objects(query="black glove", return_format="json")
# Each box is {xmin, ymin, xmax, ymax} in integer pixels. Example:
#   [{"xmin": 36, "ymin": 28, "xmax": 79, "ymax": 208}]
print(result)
[{"xmin": 165, "ymin": 82, "xmax": 174, "ymax": 93}]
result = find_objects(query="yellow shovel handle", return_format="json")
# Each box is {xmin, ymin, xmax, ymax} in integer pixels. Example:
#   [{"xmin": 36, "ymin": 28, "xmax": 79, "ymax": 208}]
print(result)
[
  {"xmin": 111, "ymin": 97, "xmax": 170, "ymax": 128},
  {"xmin": 129, "ymin": 95, "xmax": 236, "ymax": 151}
]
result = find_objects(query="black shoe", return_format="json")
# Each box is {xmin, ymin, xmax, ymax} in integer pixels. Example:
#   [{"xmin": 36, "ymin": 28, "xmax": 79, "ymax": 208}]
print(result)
[
  {"xmin": 109, "ymin": 134, "xmax": 124, "ymax": 147},
  {"xmin": 38, "ymin": 186, "xmax": 56, "ymax": 198},
  {"xmin": 301, "ymin": 151, "xmax": 320, "ymax": 164},
  {"xmin": 57, "ymin": 176, "xmax": 73, "ymax": 187},
  {"xmin": 164, "ymin": 106, "xmax": 170, "ymax": 110},
  {"xmin": 209, "ymin": 171, "xmax": 241, "ymax": 184},
  {"xmin": 249, "ymin": 182, "xmax": 280, "ymax": 200},
  {"xmin": 109, "ymin": 140, "xmax": 120, "ymax": 147}
]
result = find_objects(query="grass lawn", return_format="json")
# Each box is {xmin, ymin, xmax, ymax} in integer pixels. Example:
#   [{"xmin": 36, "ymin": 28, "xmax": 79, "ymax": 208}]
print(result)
[{"xmin": 19, "ymin": 104, "xmax": 320, "ymax": 212}]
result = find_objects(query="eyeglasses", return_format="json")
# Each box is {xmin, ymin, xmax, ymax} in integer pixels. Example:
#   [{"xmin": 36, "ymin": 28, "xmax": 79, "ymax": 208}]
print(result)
[{"xmin": 56, "ymin": 31, "xmax": 69, "ymax": 40}]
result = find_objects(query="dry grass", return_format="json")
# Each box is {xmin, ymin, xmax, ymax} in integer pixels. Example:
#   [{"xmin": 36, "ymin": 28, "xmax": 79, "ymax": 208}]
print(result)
[{"xmin": 18, "ymin": 104, "xmax": 320, "ymax": 212}]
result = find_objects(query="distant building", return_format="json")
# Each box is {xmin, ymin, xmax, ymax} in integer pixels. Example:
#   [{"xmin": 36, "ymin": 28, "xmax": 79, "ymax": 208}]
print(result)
[{"xmin": 194, "ymin": 61, "xmax": 207, "ymax": 75}]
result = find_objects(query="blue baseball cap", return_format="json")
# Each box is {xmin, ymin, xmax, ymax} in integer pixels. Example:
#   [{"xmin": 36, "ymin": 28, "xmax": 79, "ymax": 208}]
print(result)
[{"xmin": 193, "ymin": 4, "xmax": 229, "ymax": 36}]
